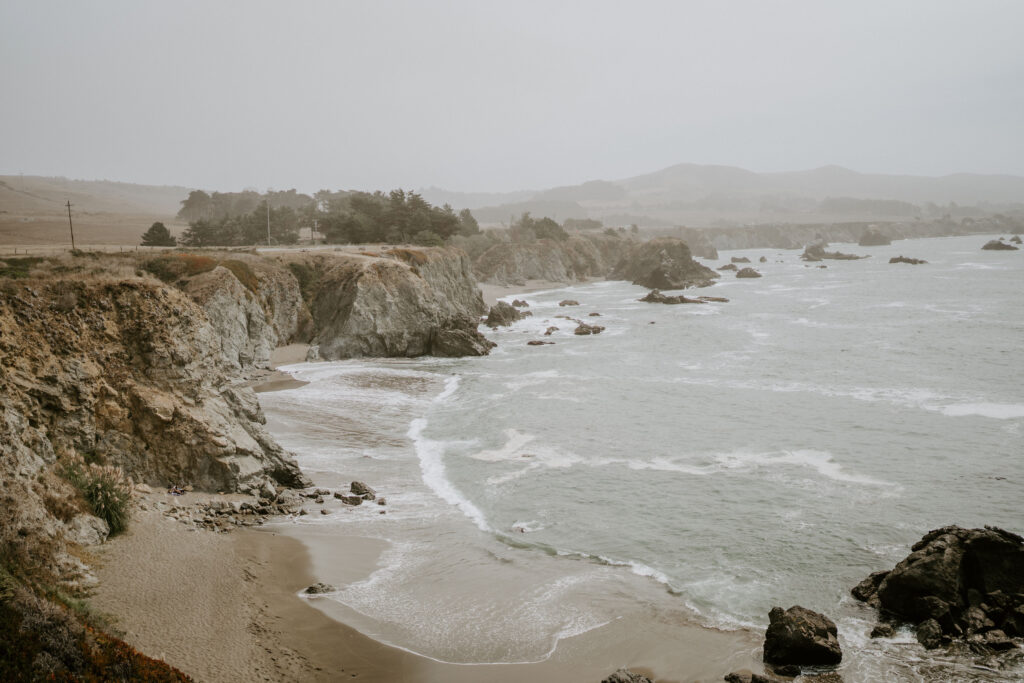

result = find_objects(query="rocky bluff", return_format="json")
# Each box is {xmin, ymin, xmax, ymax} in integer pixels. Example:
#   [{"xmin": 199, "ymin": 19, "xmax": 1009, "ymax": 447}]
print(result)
[{"xmin": 474, "ymin": 234, "xmax": 718, "ymax": 290}]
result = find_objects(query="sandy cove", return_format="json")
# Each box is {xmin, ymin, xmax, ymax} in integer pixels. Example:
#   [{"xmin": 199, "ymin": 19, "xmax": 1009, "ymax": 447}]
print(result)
[
  {"xmin": 88, "ymin": 301, "xmax": 759, "ymax": 683},
  {"xmin": 90, "ymin": 504, "xmax": 759, "ymax": 683}
]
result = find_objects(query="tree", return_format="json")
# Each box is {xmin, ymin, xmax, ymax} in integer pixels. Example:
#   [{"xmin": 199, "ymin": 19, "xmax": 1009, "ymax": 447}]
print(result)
[
  {"xmin": 458, "ymin": 208, "xmax": 479, "ymax": 236},
  {"xmin": 412, "ymin": 230, "xmax": 444, "ymax": 247},
  {"xmin": 140, "ymin": 221, "xmax": 176, "ymax": 247}
]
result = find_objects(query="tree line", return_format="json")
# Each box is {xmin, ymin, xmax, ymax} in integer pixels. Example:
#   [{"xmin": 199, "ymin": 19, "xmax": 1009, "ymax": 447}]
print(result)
[{"xmin": 167, "ymin": 188, "xmax": 480, "ymax": 247}]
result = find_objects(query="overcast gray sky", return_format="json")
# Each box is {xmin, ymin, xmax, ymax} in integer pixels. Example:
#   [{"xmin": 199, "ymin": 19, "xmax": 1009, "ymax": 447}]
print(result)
[{"xmin": 2, "ymin": 1, "xmax": 1023, "ymax": 193}]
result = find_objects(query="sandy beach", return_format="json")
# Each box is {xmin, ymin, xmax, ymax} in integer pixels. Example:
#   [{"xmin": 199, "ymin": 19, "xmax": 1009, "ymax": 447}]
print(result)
[
  {"xmin": 479, "ymin": 278, "xmax": 599, "ymax": 306},
  {"xmin": 90, "ymin": 506, "xmax": 759, "ymax": 682}
]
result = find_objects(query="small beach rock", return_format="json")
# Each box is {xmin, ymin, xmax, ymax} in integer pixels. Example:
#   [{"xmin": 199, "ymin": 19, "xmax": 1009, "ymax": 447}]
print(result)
[
  {"xmin": 65, "ymin": 514, "xmax": 110, "ymax": 546},
  {"xmin": 736, "ymin": 267, "xmax": 762, "ymax": 278},
  {"xmin": 333, "ymin": 492, "xmax": 363, "ymax": 505},
  {"xmin": 601, "ymin": 669, "xmax": 654, "ymax": 683},
  {"xmin": 763, "ymin": 605, "xmax": 842, "ymax": 666},
  {"xmin": 304, "ymin": 582, "xmax": 336, "ymax": 594},
  {"xmin": 351, "ymin": 481, "xmax": 376, "ymax": 500},
  {"xmin": 559, "ymin": 299, "xmax": 580, "ymax": 306},
  {"xmin": 982, "ymin": 239, "xmax": 1018, "ymax": 251},
  {"xmin": 870, "ymin": 623, "xmax": 896, "ymax": 639}
]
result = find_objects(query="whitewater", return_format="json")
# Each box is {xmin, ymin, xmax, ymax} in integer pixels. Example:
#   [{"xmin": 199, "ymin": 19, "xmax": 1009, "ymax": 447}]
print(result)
[{"xmin": 258, "ymin": 234, "xmax": 1023, "ymax": 680}]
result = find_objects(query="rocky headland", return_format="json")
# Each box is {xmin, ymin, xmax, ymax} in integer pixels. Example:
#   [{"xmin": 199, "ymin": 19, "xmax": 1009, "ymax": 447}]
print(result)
[{"xmin": 0, "ymin": 245, "xmax": 495, "ymax": 678}]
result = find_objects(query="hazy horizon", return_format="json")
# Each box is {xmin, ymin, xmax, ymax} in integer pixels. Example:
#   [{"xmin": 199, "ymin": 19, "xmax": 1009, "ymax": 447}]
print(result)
[{"xmin": 3, "ymin": 1, "xmax": 1023, "ymax": 194}]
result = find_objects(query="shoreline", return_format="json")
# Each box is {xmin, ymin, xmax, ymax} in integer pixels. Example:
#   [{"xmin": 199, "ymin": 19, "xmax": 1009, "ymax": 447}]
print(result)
[{"xmin": 479, "ymin": 277, "xmax": 600, "ymax": 306}]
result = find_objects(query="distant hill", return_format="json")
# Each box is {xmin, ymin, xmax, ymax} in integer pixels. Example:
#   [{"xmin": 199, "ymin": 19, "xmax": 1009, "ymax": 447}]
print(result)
[{"xmin": 421, "ymin": 164, "xmax": 1024, "ymax": 227}]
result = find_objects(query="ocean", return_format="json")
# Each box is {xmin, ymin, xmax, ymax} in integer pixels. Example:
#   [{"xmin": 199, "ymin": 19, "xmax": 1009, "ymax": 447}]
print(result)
[{"xmin": 258, "ymin": 234, "xmax": 1023, "ymax": 681}]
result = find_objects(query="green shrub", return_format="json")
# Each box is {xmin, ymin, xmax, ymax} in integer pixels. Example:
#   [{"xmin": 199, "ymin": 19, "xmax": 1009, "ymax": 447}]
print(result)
[
  {"xmin": 59, "ymin": 456, "xmax": 133, "ymax": 536},
  {"xmin": 220, "ymin": 259, "xmax": 259, "ymax": 293},
  {"xmin": 411, "ymin": 230, "xmax": 444, "ymax": 247}
]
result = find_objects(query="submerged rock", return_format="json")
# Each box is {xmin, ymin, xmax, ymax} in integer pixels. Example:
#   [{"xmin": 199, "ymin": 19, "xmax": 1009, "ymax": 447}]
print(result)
[
  {"xmin": 511, "ymin": 299, "xmax": 530, "ymax": 307},
  {"xmin": 527, "ymin": 340, "xmax": 554, "ymax": 346},
  {"xmin": 559, "ymin": 299, "xmax": 580, "ymax": 306},
  {"xmin": 736, "ymin": 268, "xmax": 762, "ymax": 278},
  {"xmin": 639, "ymin": 289, "xmax": 729, "ymax": 304},
  {"xmin": 731, "ymin": 256, "xmax": 751, "ymax": 263},
  {"xmin": 763, "ymin": 605, "xmax": 842, "ymax": 666},
  {"xmin": 889, "ymin": 256, "xmax": 927, "ymax": 265},
  {"xmin": 718, "ymin": 263, "xmax": 739, "ymax": 271},
  {"xmin": 852, "ymin": 525, "xmax": 1024, "ymax": 650}
]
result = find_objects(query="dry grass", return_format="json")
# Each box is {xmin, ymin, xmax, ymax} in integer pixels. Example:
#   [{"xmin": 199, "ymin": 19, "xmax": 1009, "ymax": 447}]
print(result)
[{"xmin": 385, "ymin": 248, "xmax": 430, "ymax": 266}]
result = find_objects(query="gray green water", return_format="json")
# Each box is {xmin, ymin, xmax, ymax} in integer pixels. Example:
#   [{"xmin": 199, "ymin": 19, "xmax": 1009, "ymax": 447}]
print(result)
[{"xmin": 260, "ymin": 234, "xmax": 1023, "ymax": 680}]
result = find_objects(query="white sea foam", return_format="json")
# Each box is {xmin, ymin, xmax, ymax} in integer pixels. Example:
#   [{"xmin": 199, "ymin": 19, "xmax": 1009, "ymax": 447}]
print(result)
[
  {"xmin": 408, "ymin": 418, "xmax": 491, "ymax": 532},
  {"xmin": 939, "ymin": 402, "xmax": 1024, "ymax": 419}
]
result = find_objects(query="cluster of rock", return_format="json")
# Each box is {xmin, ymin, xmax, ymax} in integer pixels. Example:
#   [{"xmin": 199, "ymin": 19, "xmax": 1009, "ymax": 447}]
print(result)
[
  {"xmin": 982, "ymin": 239, "xmax": 1019, "ymax": 251},
  {"xmin": 600, "ymin": 669, "xmax": 653, "ymax": 683},
  {"xmin": 852, "ymin": 525, "xmax": 1024, "ymax": 652},
  {"xmin": 889, "ymin": 256, "xmax": 927, "ymax": 265},
  {"xmin": 639, "ymin": 289, "xmax": 729, "ymax": 305},
  {"xmin": 858, "ymin": 227, "xmax": 892, "ymax": 246},
  {"xmin": 801, "ymin": 243, "xmax": 867, "ymax": 262},
  {"xmin": 574, "ymin": 321, "xmax": 605, "ymax": 335}
]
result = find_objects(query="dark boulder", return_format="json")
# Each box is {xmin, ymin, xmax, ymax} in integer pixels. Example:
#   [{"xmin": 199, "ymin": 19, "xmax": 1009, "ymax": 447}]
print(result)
[
  {"xmin": 859, "ymin": 228, "xmax": 892, "ymax": 246},
  {"xmin": 852, "ymin": 525, "xmax": 1024, "ymax": 649},
  {"xmin": 639, "ymin": 289, "xmax": 705, "ymax": 305},
  {"xmin": 736, "ymin": 268, "xmax": 762, "ymax": 278},
  {"xmin": 486, "ymin": 301, "xmax": 530, "ymax": 328},
  {"xmin": 1011, "ymin": 236, "xmax": 1023, "ymax": 244},
  {"xmin": 511, "ymin": 299, "xmax": 529, "ymax": 307},
  {"xmin": 724, "ymin": 671, "xmax": 773, "ymax": 683},
  {"xmin": 759, "ymin": 256, "xmax": 768, "ymax": 263},
  {"xmin": 527, "ymin": 340, "xmax": 554, "ymax": 346},
  {"xmin": 303, "ymin": 582, "xmax": 336, "ymax": 594},
  {"xmin": 889, "ymin": 256, "xmax": 927, "ymax": 265},
  {"xmin": 763, "ymin": 605, "xmax": 842, "ymax": 666},
  {"xmin": 543, "ymin": 326, "xmax": 558, "ymax": 336},
  {"xmin": 718, "ymin": 263, "xmax": 739, "ymax": 271},
  {"xmin": 559, "ymin": 299, "xmax": 580, "ymax": 307},
  {"xmin": 351, "ymin": 481, "xmax": 376, "ymax": 500},
  {"xmin": 731, "ymin": 256, "xmax": 751, "ymax": 263},
  {"xmin": 432, "ymin": 326, "xmax": 496, "ymax": 356},
  {"xmin": 982, "ymin": 239, "xmax": 1019, "ymax": 251},
  {"xmin": 574, "ymin": 322, "xmax": 605, "ymax": 335},
  {"xmin": 916, "ymin": 619, "xmax": 944, "ymax": 649}
]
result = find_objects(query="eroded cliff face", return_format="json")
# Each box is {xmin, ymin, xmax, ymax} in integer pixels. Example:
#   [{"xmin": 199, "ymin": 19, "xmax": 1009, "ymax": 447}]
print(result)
[
  {"xmin": 610, "ymin": 238, "xmax": 719, "ymax": 289},
  {"xmin": 289, "ymin": 247, "xmax": 492, "ymax": 360},
  {"xmin": 474, "ymin": 234, "xmax": 624, "ymax": 285},
  {"xmin": 0, "ymin": 278, "xmax": 308, "ymax": 495}
]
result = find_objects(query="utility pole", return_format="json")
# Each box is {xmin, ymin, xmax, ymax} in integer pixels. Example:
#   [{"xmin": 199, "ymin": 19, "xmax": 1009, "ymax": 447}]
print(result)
[
  {"xmin": 266, "ymin": 199, "xmax": 271, "ymax": 247},
  {"xmin": 66, "ymin": 200, "xmax": 76, "ymax": 251}
]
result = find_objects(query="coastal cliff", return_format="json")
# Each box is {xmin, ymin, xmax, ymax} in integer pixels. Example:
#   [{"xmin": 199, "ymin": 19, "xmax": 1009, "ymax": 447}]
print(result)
[{"xmin": 473, "ymin": 234, "xmax": 717, "ymax": 290}]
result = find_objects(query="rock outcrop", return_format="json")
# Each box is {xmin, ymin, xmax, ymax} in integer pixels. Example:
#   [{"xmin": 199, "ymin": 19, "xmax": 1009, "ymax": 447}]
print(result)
[
  {"xmin": 982, "ymin": 239, "xmax": 1019, "ymax": 251},
  {"xmin": 736, "ymin": 267, "xmax": 762, "ymax": 278},
  {"xmin": 801, "ymin": 244, "xmax": 867, "ymax": 262},
  {"xmin": 763, "ymin": 606, "xmax": 843, "ymax": 667},
  {"xmin": 600, "ymin": 669, "xmax": 653, "ymax": 683},
  {"xmin": 858, "ymin": 227, "xmax": 892, "ymax": 246},
  {"xmin": 852, "ymin": 526, "xmax": 1024, "ymax": 651},
  {"xmin": 289, "ymin": 248, "xmax": 493, "ymax": 359},
  {"xmin": 610, "ymin": 238, "xmax": 718, "ymax": 289},
  {"xmin": 485, "ymin": 301, "xmax": 530, "ymax": 328},
  {"xmin": 474, "ymin": 235, "xmax": 623, "ymax": 285},
  {"xmin": 639, "ymin": 289, "xmax": 729, "ymax": 304},
  {"xmin": 889, "ymin": 256, "xmax": 927, "ymax": 265}
]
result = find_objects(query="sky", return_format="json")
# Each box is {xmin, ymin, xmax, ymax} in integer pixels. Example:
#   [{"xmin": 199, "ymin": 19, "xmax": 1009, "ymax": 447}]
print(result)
[{"xmin": 2, "ymin": 1, "xmax": 1023, "ymax": 194}]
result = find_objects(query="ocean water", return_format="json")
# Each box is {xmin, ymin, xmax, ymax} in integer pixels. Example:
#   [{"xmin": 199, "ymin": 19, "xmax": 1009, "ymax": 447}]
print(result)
[{"xmin": 259, "ymin": 234, "xmax": 1024, "ymax": 680}]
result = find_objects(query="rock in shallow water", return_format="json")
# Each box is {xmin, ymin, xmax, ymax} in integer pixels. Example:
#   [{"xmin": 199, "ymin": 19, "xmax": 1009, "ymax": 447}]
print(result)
[
  {"xmin": 762, "ymin": 605, "xmax": 842, "ymax": 666},
  {"xmin": 600, "ymin": 669, "xmax": 653, "ymax": 683}
]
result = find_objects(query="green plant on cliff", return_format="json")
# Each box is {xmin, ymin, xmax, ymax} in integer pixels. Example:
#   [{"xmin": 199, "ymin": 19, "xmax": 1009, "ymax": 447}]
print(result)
[
  {"xmin": 59, "ymin": 456, "xmax": 133, "ymax": 536},
  {"xmin": 0, "ymin": 256, "xmax": 46, "ymax": 278}
]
